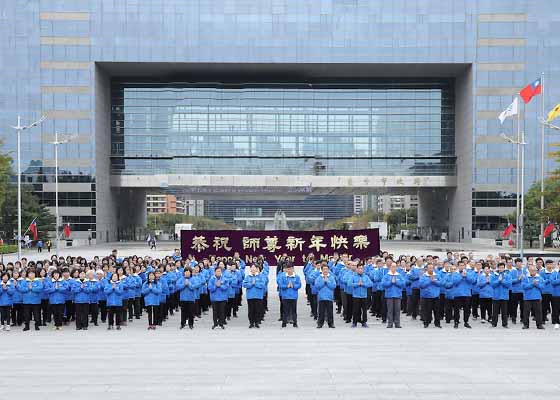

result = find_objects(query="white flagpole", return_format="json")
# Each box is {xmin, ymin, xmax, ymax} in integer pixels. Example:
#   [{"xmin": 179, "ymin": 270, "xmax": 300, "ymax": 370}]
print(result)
[
  {"xmin": 539, "ymin": 72, "xmax": 545, "ymax": 250},
  {"xmin": 516, "ymin": 96, "xmax": 521, "ymax": 250}
]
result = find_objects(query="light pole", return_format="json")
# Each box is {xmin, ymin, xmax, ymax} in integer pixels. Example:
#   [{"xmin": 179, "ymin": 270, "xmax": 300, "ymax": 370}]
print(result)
[
  {"xmin": 48, "ymin": 132, "xmax": 76, "ymax": 256},
  {"xmin": 10, "ymin": 115, "xmax": 46, "ymax": 261},
  {"xmin": 501, "ymin": 132, "xmax": 526, "ymax": 259}
]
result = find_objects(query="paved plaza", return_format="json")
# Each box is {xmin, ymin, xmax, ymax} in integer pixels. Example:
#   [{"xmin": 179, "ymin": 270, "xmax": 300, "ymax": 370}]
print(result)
[{"xmin": 1, "ymin": 242, "xmax": 559, "ymax": 400}]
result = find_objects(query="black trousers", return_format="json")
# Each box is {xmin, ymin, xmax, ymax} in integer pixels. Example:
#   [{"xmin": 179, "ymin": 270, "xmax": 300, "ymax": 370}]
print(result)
[
  {"xmin": 52, "ymin": 303, "xmax": 64, "ymax": 327},
  {"xmin": 471, "ymin": 294, "xmax": 480, "ymax": 318},
  {"xmin": 438, "ymin": 294, "xmax": 446, "ymax": 321},
  {"xmin": 107, "ymin": 305, "xmax": 122, "ymax": 326},
  {"xmin": 401, "ymin": 291, "xmax": 408, "ymax": 313},
  {"xmin": 11, "ymin": 303, "xmax": 23, "ymax": 325},
  {"xmin": 146, "ymin": 305, "xmax": 157, "ymax": 326},
  {"xmin": 542, "ymin": 293, "xmax": 552, "ymax": 321},
  {"xmin": 334, "ymin": 287, "xmax": 342, "ymax": 311},
  {"xmin": 23, "ymin": 304, "xmax": 41, "ymax": 328},
  {"xmin": 75, "ymin": 303, "xmax": 89, "ymax": 329},
  {"xmin": 318, "ymin": 300, "xmax": 334, "ymax": 327},
  {"xmin": 492, "ymin": 299, "xmax": 508, "ymax": 327},
  {"xmin": 180, "ymin": 300, "xmax": 196, "ymax": 327},
  {"xmin": 212, "ymin": 300, "xmax": 226, "ymax": 326},
  {"xmin": 158, "ymin": 303, "xmax": 166, "ymax": 324},
  {"xmin": 0, "ymin": 305, "xmax": 11, "ymax": 325},
  {"xmin": 479, "ymin": 297, "xmax": 492, "ymax": 320},
  {"xmin": 40, "ymin": 299, "xmax": 50, "ymax": 324},
  {"xmin": 247, "ymin": 298, "xmax": 261, "ymax": 325},
  {"xmin": 421, "ymin": 297, "xmax": 440, "ymax": 326},
  {"xmin": 352, "ymin": 297, "xmax": 368, "ymax": 325},
  {"xmin": 127, "ymin": 297, "xmax": 134, "ymax": 320},
  {"xmin": 378, "ymin": 290, "xmax": 387, "ymax": 322},
  {"xmin": 523, "ymin": 299, "xmax": 543, "ymax": 328},
  {"xmin": 454, "ymin": 296, "xmax": 471, "ymax": 324},
  {"xmin": 444, "ymin": 298, "xmax": 454, "ymax": 322},
  {"xmin": 99, "ymin": 300, "xmax": 107, "ymax": 322},
  {"xmin": 508, "ymin": 292, "xmax": 523, "ymax": 322},
  {"xmin": 309, "ymin": 293, "xmax": 318, "ymax": 318},
  {"xmin": 89, "ymin": 303, "xmax": 99, "ymax": 324},
  {"xmin": 64, "ymin": 300, "xmax": 75, "ymax": 322},
  {"xmin": 133, "ymin": 297, "xmax": 142, "ymax": 319},
  {"xmin": 344, "ymin": 292, "xmax": 353, "ymax": 321},
  {"xmin": 408, "ymin": 288, "xmax": 420, "ymax": 318},
  {"xmin": 551, "ymin": 296, "xmax": 560, "ymax": 325},
  {"xmin": 282, "ymin": 298, "xmax": 297, "ymax": 324},
  {"xmin": 279, "ymin": 294, "xmax": 284, "ymax": 319}
]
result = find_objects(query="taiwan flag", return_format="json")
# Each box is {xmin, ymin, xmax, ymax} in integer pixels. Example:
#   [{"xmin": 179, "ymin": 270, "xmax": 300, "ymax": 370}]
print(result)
[
  {"xmin": 502, "ymin": 223, "xmax": 515, "ymax": 238},
  {"xmin": 28, "ymin": 218, "xmax": 38, "ymax": 241},
  {"xmin": 543, "ymin": 222, "xmax": 555, "ymax": 238},
  {"xmin": 520, "ymin": 78, "xmax": 542, "ymax": 104}
]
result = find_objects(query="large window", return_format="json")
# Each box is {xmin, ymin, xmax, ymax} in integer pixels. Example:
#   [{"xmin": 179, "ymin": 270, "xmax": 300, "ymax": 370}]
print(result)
[{"xmin": 111, "ymin": 80, "xmax": 455, "ymax": 176}]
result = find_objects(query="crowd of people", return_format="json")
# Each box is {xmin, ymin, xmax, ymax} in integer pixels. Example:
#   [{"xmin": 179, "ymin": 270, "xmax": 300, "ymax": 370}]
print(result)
[{"xmin": 0, "ymin": 248, "xmax": 558, "ymax": 332}]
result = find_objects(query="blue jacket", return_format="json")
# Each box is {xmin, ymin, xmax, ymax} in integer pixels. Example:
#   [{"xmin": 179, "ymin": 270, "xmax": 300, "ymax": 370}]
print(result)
[
  {"xmin": 490, "ymin": 272, "xmax": 512, "ymax": 300},
  {"xmin": 407, "ymin": 267, "xmax": 422, "ymax": 289},
  {"xmin": 419, "ymin": 273, "xmax": 441, "ymax": 298},
  {"xmin": 308, "ymin": 269, "xmax": 321, "ymax": 294},
  {"xmin": 382, "ymin": 272, "xmax": 405, "ymax": 298},
  {"xmin": 374, "ymin": 268, "xmax": 388, "ymax": 291},
  {"xmin": 72, "ymin": 279, "xmax": 92, "ymax": 304},
  {"xmin": 0, "ymin": 281, "xmax": 15, "ymax": 306},
  {"xmin": 159, "ymin": 278, "xmax": 169, "ymax": 303},
  {"xmin": 141, "ymin": 281, "xmax": 162, "ymax": 306},
  {"xmin": 278, "ymin": 274, "xmax": 302, "ymax": 300},
  {"xmin": 477, "ymin": 274, "xmax": 494, "ymax": 298},
  {"xmin": 97, "ymin": 278, "xmax": 109, "ymax": 301},
  {"xmin": 350, "ymin": 272, "xmax": 373, "ymax": 298},
  {"xmin": 451, "ymin": 270, "xmax": 476, "ymax": 297},
  {"xmin": 522, "ymin": 274, "xmax": 544, "ymax": 301},
  {"xmin": 552, "ymin": 271, "xmax": 560, "ymax": 297},
  {"xmin": 208, "ymin": 276, "xmax": 229, "ymax": 302},
  {"xmin": 314, "ymin": 274, "xmax": 336, "ymax": 301},
  {"xmin": 540, "ymin": 270, "xmax": 555, "ymax": 294},
  {"xmin": 440, "ymin": 271, "xmax": 454, "ymax": 299},
  {"xmin": 176, "ymin": 275, "xmax": 202, "ymax": 302},
  {"xmin": 129, "ymin": 275, "xmax": 143, "ymax": 297},
  {"xmin": 87, "ymin": 280, "xmax": 100, "ymax": 304},
  {"xmin": 10, "ymin": 279, "xmax": 24, "ymax": 303},
  {"xmin": 509, "ymin": 268, "xmax": 525, "ymax": 293},
  {"xmin": 243, "ymin": 274, "xmax": 265, "ymax": 300},
  {"xmin": 104, "ymin": 281, "xmax": 125, "ymax": 307},
  {"xmin": 223, "ymin": 270, "xmax": 237, "ymax": 298},
  {"xmin": 17, "ymin": 278, "xmax": 44, "ymax": 304},
  {"xmin": 45, "ymin": 279, "xmax": 68, "ymax": 305}
]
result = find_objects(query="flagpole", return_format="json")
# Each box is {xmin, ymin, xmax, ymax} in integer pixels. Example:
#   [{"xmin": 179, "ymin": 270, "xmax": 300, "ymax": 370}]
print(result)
[
  {"xmin": 520, "ymin": 124, "xmax": 525, "ymax": 260},
  {"xmin": 539, "ymin": 72, "xmax": 545, "ymax": 250},
  {"xmin": 516, "ymin": 96, "xmax": 521, "ymax": 250}
]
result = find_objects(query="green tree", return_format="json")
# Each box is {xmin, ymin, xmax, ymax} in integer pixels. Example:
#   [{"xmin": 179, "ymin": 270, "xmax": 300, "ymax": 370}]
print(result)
[{"xmin": 148, "ymin": 214, "xmax": 235, "ymax": 232}]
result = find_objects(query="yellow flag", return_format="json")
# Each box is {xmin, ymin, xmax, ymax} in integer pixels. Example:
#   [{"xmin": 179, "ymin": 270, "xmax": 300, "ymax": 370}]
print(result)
[{"xmin": 546, "ymin": 103, "xmax": 560, "ymax": 122}]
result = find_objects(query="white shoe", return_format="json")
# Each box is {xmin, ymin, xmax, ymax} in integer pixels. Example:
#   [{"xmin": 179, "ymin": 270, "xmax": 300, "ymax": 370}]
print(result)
[
  {"xmin": 5, "ymin": 325, "xmax": 10, "ymax": 331},
  {"xmin": 554, "ymin": 324, "xmax": 559, "ymax": 330},
  {"xmin": 1, "ymin": 325, "xmax": 5, "ymax": 331}
]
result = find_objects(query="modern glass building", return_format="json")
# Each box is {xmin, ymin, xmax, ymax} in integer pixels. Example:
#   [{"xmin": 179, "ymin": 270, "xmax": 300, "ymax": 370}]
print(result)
[{"xmin": 1, "ymin": 1, "xmax": 559, "ymax": 242}]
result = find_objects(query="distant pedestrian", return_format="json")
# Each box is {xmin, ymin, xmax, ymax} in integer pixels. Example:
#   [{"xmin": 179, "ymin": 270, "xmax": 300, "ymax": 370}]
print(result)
[
  {"xmin": 46, "ymin": 240, "xmax": 52, "ymax": 252},
  {"xmin": 150, "ymin": 237, "xmax": 157, "ymax": 250},
  {"xmin": 37, "ymin": 240, "xmax": 43, "ymax": 253}
]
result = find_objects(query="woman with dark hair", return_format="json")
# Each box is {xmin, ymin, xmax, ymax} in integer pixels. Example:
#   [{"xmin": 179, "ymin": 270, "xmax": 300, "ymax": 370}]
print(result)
[
  {"xmin": 45, "ymin": 269, "xmax": 68, "ymax": 330},
  {"xmin": 208, "ymin": 266, "xmax": 229, "ymax": 329},
  {"xmin": 0, "ymin": 272, "xmax": 15, "ymax": 330},
  {"xmin": 104, "ymin": 272, "xmax": 124, "ymax": 330},
  {"xmin": 176, "ymin": 266, "xmax": 201, "ymax": 329},
  {"xmin": 116, "ymin": 268, "xmax": 129, "ymax": 324},
  {"xmin": 10, "ymin": 270, "xmax": 24, "ymax": 327},
  {"xmin": 142, "ymin": 271, "xmax": 161, "ymax": 330},
  {"xmin": 17, "ymin": 268, "xmax": 44, "ymax": 331},
  {"xmin": 38, "ymin": 267, "xmax": 50, "ymax": 326}
]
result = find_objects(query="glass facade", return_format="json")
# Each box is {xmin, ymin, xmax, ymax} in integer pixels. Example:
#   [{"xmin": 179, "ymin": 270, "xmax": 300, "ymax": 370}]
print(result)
[{"xmin": 111, "ymin": 81, "xmax": 455, "ymax": 176}]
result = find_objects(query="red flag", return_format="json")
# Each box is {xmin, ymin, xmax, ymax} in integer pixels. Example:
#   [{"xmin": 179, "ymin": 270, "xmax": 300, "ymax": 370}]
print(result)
[
  {"xmin": 519, "ymin": 78, "xmax": 542, "ymax": 104},
  {"xmin": 63, "ymin": 223, "xmax": 71, "ymax": 238},
  {"xmin": 28, "ymin": 218, "xmax": 38, "ymax": 241},
  {"xmin": 543, "ymin": 223, "xmax": 555, "ymax": 238},
  {"xmin": 502, "ymin": 223, "xmax": 515, "ymax": 238}
]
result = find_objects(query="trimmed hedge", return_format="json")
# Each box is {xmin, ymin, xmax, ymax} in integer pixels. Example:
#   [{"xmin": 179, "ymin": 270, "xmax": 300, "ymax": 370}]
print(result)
[{"xmin": 0, "ymin": 245, "xmax": 18, "ymax": 254}]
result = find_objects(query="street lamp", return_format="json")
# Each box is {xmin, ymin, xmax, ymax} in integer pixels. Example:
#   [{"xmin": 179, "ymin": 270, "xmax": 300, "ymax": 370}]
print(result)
[
  {"xmin": 500, "ymin": 132, "xmax": 526, "ymax": 259},
  {"xmin": 10, "ymin": 115, "xmax": 46, "ymax": 261},
  {"xmin": 48, "ymin": 132, "xmax": 77, "ymax": 256}
]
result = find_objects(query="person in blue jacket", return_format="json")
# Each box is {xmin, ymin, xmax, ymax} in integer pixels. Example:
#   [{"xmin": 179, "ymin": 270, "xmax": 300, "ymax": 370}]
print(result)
[
  {"xmin": 406, "ymin": 258, "xmax": 423, "ymax": 320},
  {"xmin": 142, "ymin": 271, "xmax": 162, "ymax": 330},
  {"xmin": 278, "ymin": 262, "xmax": 302, "ymax": 328},
  {"xmin": 85, "ymin": 270, "xmax": 100, "ymax": 327},
  {"xmin": 306, "ymin": 261, "xmax": 321, "ymax": 320},
  {"xmin": 96, "ymin": 270, "xmax": 108, "ymax": 324},
  {"xmin": 540, "ymin": 260, "xmax": 555, "ymax": 323},
  {"xmin": 45, "ymin": 270, "xmax": 68, "ymax": 330},
  {"xmin": 10, "ymin": 270, "xmax": 24, "ymax": 327},
  {"xmin": 490, "ymin": 262, "xmax": 512, "ymax": 328},
  {"xmin": 176, "ymin": 266, "xmax": 201, "ymax": 329},
  {"xmin": 18, "ymin": 268, "xmax": 44, "ymax": 331},
  {"xmin": 0, "ymin": 272, "xmax": 15, "ymax": 330},
  {"xmin": 450, "ymin": 261, "xmax": 476, "ymax": 329},
  {"xmin": 208, "ymin": 266, "xmax": 229, "ymax": 329},
  {"xmin": 155, "ymin": 269, "xmax": 168, "ymax": 326},
  {"xmin": 350, "ymin": 262, "xmax": 373, "ymax": 328},
  {"xmin": 419, "ymin": 264, "xmax": 442, "ymax": 328},
  {"xmin": 508, "ymin": 258, "xmax": 525, "ymax": 324},
  {"xmin": 105, "ymin": 272, "xmax": 124, "ymax": 330},
  {"xmin": 243, "ymin": 264, "xmax": 265, "ymax": 328},
  {"xmin": 382, "ymin": 262, "xmax": 405, "ymax": 328},
  {"xmin": 72, "ymin": 270, "xmax": 91, "ymax": 330},
  {"xmin": 477, "ymin": 266, "xmax": 494, "ymax": 323},
  {"xmin": 522, "ymin": 265, "xmax": 545, "ymax": 329},
  {"xmin": 313, "ymin": 261, "xmax": 336, "ymax": 328}
]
